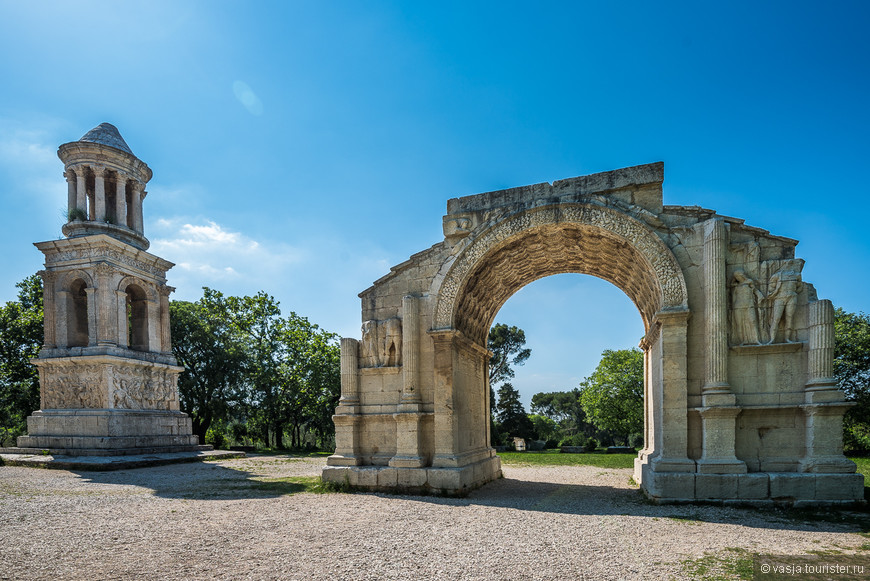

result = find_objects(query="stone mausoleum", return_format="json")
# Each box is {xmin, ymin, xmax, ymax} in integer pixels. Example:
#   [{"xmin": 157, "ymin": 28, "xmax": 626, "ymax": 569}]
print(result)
[
  {"xmin": 12, "ymin": 123, "xmax": 202, "ymax": 455},
  {"xmin": 323, "ymin": 162, "xmax": 863, "ymax": 504}
]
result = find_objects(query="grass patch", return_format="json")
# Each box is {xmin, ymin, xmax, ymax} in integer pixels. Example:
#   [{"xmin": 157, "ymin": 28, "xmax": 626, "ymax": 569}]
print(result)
[
  {"xmin": 681, "ymin": 547, "xmax": 755, "ymax": 580},
  {"xmin": 499, "ymin": 451, "xmax": 635, "ymax": 469},
  {"xmin": 850, "ymin": 456, "xmax": 870, "ymax": 490},
  {"xmin": 249, "ymin": 476, "xmax": 344, "ymax": 495}
]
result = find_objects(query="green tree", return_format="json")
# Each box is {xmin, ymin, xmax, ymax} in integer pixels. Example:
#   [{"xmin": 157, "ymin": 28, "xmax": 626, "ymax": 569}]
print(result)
[
  {"xmin": 578, "ymin": 348, "xmax": 644, "ymax": 445},
  {"xmin": 274, "ymin": 313, "xmax": 340, "ymax": 449},
  {"xmin": 170, "ymin": 289, "xmax": 248, "ymax": 445},
  {"xmin": 0, "ymin": 275, "xmax": 43, "ymax": 445},
  {"xmin": 222, "ymin": 291, "xmax": 285, "ymax": 448},
  {"xmin": 487, "ymin": 323, "xmax": 531, "ymax": 445},
  {"xmin": 488, "ymin": 323, "xmax": 531, "ymax": 386},
  {"xmin": 495, "ymin": 382, "xmax": 535, "ymax": 442},
  {"xmin": 834, "ymin": 308, "xmax": 870, "ymax": 452},
  {"xmin": 530, "ymin": 388, "xmax": 594, "ymax": 439}
]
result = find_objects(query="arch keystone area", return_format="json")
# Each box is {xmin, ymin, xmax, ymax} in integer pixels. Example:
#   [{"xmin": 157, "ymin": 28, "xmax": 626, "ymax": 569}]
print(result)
[{"xmin": 323, "ymin": 162, "xmax": 862, "ymax": 504}]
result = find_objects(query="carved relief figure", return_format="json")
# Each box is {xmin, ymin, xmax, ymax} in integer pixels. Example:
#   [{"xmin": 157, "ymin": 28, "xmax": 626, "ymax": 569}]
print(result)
[
  {"xmin": 730, "ymin": 270, "xmax": 765, "ymax": 345},
  {"xmin": 381, "ymin": 317, "xmax": 402, "ymax": 367},
  {"xmin": 766, "ymin": 264, "xmax": 803, "ymax": 343},
  {"xmin": 361, "ymin": 320, "xmax": 380, "ymax": 367}
]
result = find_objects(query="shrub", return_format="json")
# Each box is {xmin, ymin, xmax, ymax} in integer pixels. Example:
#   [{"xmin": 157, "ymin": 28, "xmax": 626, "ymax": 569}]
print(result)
[
  {"xmin": 628, "ymin": 433, "xmax": 644, "ymax": 449},
  {"xmin": 583, "ymin": 437, "xmax": 599, "ymax": 452},
  {"xmin": 558, "ymin": 433, "xmax": 587, "ymax": 447},
  {"xmin": 205, "ymin": 425, "xmax": 227, "ymax": 449}
]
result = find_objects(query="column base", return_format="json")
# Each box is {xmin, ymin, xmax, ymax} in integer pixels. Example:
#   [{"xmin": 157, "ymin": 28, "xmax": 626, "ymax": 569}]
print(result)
[
  {"xmin": 696, "ymin": 458, "xmax": 748, "ymax": 474},
  {"xmin": 322, "ymin": 455, "xmax": 502, "ymax": 496}
]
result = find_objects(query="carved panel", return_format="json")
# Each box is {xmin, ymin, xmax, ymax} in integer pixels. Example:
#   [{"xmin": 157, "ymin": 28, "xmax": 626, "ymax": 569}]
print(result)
[
  {"xmin": 360, "ymin": 318, "xmax": 403, "ymax": 368},
  {"xmin": 41, "ymin": 364, "xmax": 105, "ymax": 409},
  {"xmin": 110, "ymin": 365, "xmax": 177, "ymax": 410}
]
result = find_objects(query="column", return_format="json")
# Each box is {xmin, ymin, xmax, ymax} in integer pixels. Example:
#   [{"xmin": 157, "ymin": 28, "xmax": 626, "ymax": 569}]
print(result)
[
  {"xmin": 429, "ymin": 329, "xmax": 459, "ymax": 467},
  {"xmin": 391, "ymin": 296, "xmax": 426, "ymax": 468},
  {"xmin": 400, "ymin": 295, "xmax": 421, "ymax": 407},
  {"xmin": 327, "ymin": 338, "xmax": 362, "ymax": 466},
  {"xmin": 696, "ymin": 218, "xmax": 745, "ymax": 473},
  {"xmin": 95, "ymin": 263, "xmax": 115, "ymax": 346},
  {"xmin": 56, "ymin": 290, "xmax": 70, "ymax": 348},
  {"xmin": 65, "ymin": 171, "xmax": 77, "ymax": 220},
  {"xmin": 146, "ymin": 299, "xmax": 161, "ymax": 352},
  {"xmin": 116, "ymin": 177, "xmax": 127, "ymax": 227},
  {"xmin": 85, "ymin": 288, "xmax": 98, "ymax": 346},
  {"xmin": 648, "ymin": 310, "xmax": 695, "ymax": 472},
  {"xmin": 799, "ymin": 299, "xmax": 855, "ymax": 473},
  {"xmin": 702, "ymin": 218, "xmax": 730, "ymax": 396},
  {"xmin": 75, "ymin": 167, "xmax": 87, "ymax": 217},
  {"xmin": 40, "ymin": 271, "xmax": 57, "ymax": 349},
  {"xmin": 159, "ymin": 286, "xmax": 173, "ymax": 353},
  {"xmin": 94, "ymin": 166, "xmax": 106, "ymax": 222},
  {"xmin": 130, "ymin": 182, "xmax": 144, "ymax": 234},
  {"xmin": 116, "ymin": 290, "xmax": 129, "ymax": 348},
  {"xmin": 807, "ymin": 300, "xmax": 836, "ymax": 391}
]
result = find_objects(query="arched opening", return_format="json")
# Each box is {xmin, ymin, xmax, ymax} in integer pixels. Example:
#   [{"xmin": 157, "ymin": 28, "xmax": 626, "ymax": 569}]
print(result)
[
  {"xmin": 126, "ymin": 284, "xmax": 149, "ymax": 351},
  {"xmin": 489, "ymin": 273, "xmax": 645, "ymax": 451},
  {"xmin": 104, "ymin": 170, "xmax": 117, "ymax": 224},
  {"xmin": 430, "ymin": 204, "xmax": 691, "ymax": 487},
  {"xmin": 67, "ymin": 278, "xmax": 89, "ymax": 347},
  {"xmin": 125, "ymin": 180, "xmax": 134, "ymax": 229},
  {"xmin": 85, "ymin": 168, "xmax": 96, "ymax": 221}
]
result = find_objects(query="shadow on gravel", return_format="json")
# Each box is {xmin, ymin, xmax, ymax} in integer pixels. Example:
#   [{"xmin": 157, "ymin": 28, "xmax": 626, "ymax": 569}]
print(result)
[
  {"xmin": 390, "ymin": 477, "xmax": 870, "ymax": 535},
  {"xmin": 70, "ymin": 461, "xmax": 311, "ymax": 501}
]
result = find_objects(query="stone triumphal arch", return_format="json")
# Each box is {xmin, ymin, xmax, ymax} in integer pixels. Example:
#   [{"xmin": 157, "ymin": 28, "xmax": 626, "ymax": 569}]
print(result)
[{"xmin": 323, "ymin": 163, "xmax": 862, "ymax": 503}]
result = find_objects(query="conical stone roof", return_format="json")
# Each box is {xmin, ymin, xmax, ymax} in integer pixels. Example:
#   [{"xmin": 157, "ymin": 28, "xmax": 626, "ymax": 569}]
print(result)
[{"xmin": 78, "ymin": 122, "xmax": 134, "ymax": 156}]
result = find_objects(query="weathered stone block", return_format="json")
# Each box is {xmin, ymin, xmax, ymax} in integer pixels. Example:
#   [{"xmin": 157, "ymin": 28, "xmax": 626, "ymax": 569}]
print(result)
[
  {"xmin": 695, "ymin": 474, "xmax": 738, "ymax": 499},
  {"xmin": 376, "ymin": 467, "xmax": 398, "ymax": 487},
  {"xmin": 813, "ymin": 474, "xmax": 864, "ymax": 501},
  {"xmin": 769, "ymin": 473, "xmax": 815, "ymax": 500},
  {"xmin": 736, "ymin": 473, "xmax": 769, "ymax": 499}
]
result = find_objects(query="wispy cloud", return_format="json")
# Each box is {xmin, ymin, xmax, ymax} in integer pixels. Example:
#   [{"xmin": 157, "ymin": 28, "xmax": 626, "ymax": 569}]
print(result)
[{"xmin": 150, "ymin": 218, "xmax": 305, "ymax": 288}]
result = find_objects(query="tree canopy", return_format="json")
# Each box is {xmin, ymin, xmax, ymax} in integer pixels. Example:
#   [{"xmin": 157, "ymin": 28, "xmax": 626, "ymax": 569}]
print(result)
[
  {"xmin": 577, "ymin": 348, "xmax": 644, "ymax": 445},
  {"xmin": 0, "ymin": 275, "xmax": 42, "ymax": 445},
  {"xmin": 835, "ymin": 308, "xmax": 870, "ymax": 452},
  {"xmin": 488, "ymin": 323, "xmax": 531, "ymax": 386}
]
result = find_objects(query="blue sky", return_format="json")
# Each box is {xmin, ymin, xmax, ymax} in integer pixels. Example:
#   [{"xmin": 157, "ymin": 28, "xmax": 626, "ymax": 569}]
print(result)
[{"xmin": 1, "ymin": 1, "xmax": 868, "ymax": 408}]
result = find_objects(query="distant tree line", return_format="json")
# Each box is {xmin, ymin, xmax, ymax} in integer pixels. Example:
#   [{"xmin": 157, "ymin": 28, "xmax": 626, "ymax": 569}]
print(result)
[
  {"xmin": 0, "ymin": 276, "xmax": 340, "ymax": 451},
  {"xmin": 2, "ymin": 275, "xmax": 869, "ymax": 455}
]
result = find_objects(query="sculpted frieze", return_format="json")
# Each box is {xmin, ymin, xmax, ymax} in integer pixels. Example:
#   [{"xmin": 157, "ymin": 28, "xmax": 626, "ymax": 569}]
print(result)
[
  {"xmin": 360, "ymin": 318, "xmax": 403, "ymax": 368},
  {"xmin": 41, "ymin": 364, "xmax": 104, "ymax": 409},
  {"xmin": 728, "ymin": 259, "xmax": 805, "ymax": 345},
  {"xmin": 45, "ymin": 246, "xmax": 165, "ymax": 276},
  {"xmin": 110, "ymin": 365, "xmax": 176, "ymax": 410}
]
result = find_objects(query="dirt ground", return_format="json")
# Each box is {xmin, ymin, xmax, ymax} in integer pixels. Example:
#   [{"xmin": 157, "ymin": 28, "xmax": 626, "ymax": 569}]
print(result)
[{"xmin": 1, "ymin": 454, "xmax": 868, "ymax": 580}]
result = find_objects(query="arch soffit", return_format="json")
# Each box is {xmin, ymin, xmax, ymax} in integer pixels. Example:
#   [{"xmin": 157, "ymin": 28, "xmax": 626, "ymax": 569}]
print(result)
[
  {"xmin": 117, "ymin": 275, "xmax": 158, "ymax": 301},
  {"xmin": 57, "ymin": 269, "xmax": 94, "ymax": 291},
  {"xmin": 431, "ymin": 203, "xmax": 689, "ymax": 339}
]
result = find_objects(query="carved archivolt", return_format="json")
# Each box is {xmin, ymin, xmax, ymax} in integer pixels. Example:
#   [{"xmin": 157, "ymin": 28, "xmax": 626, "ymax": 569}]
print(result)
[{"xmin": 432, "ymin": 203, "xmax": 688, "ymax": 341}]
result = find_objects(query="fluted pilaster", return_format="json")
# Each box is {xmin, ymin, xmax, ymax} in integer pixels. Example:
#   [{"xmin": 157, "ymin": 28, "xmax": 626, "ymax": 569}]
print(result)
[
  {"xmin": 703, "ymin": 218, "xmax": 730, "ymax": 394},
  {"xmin": 807, "ymin": 299, "xmax": 835, "ymax": 387}
]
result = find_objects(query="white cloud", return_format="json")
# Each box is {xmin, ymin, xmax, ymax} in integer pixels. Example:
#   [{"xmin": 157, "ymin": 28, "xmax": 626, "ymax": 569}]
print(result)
[{"xmin": 150, "ymin": 218, "xmax": 305, "ymax": 289}]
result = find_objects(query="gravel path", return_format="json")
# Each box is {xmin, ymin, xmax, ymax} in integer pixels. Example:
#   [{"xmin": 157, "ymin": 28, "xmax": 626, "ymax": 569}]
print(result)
[{"xmin": 1, "ymin": 455, "xmax": 868, "ymax": 580}]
